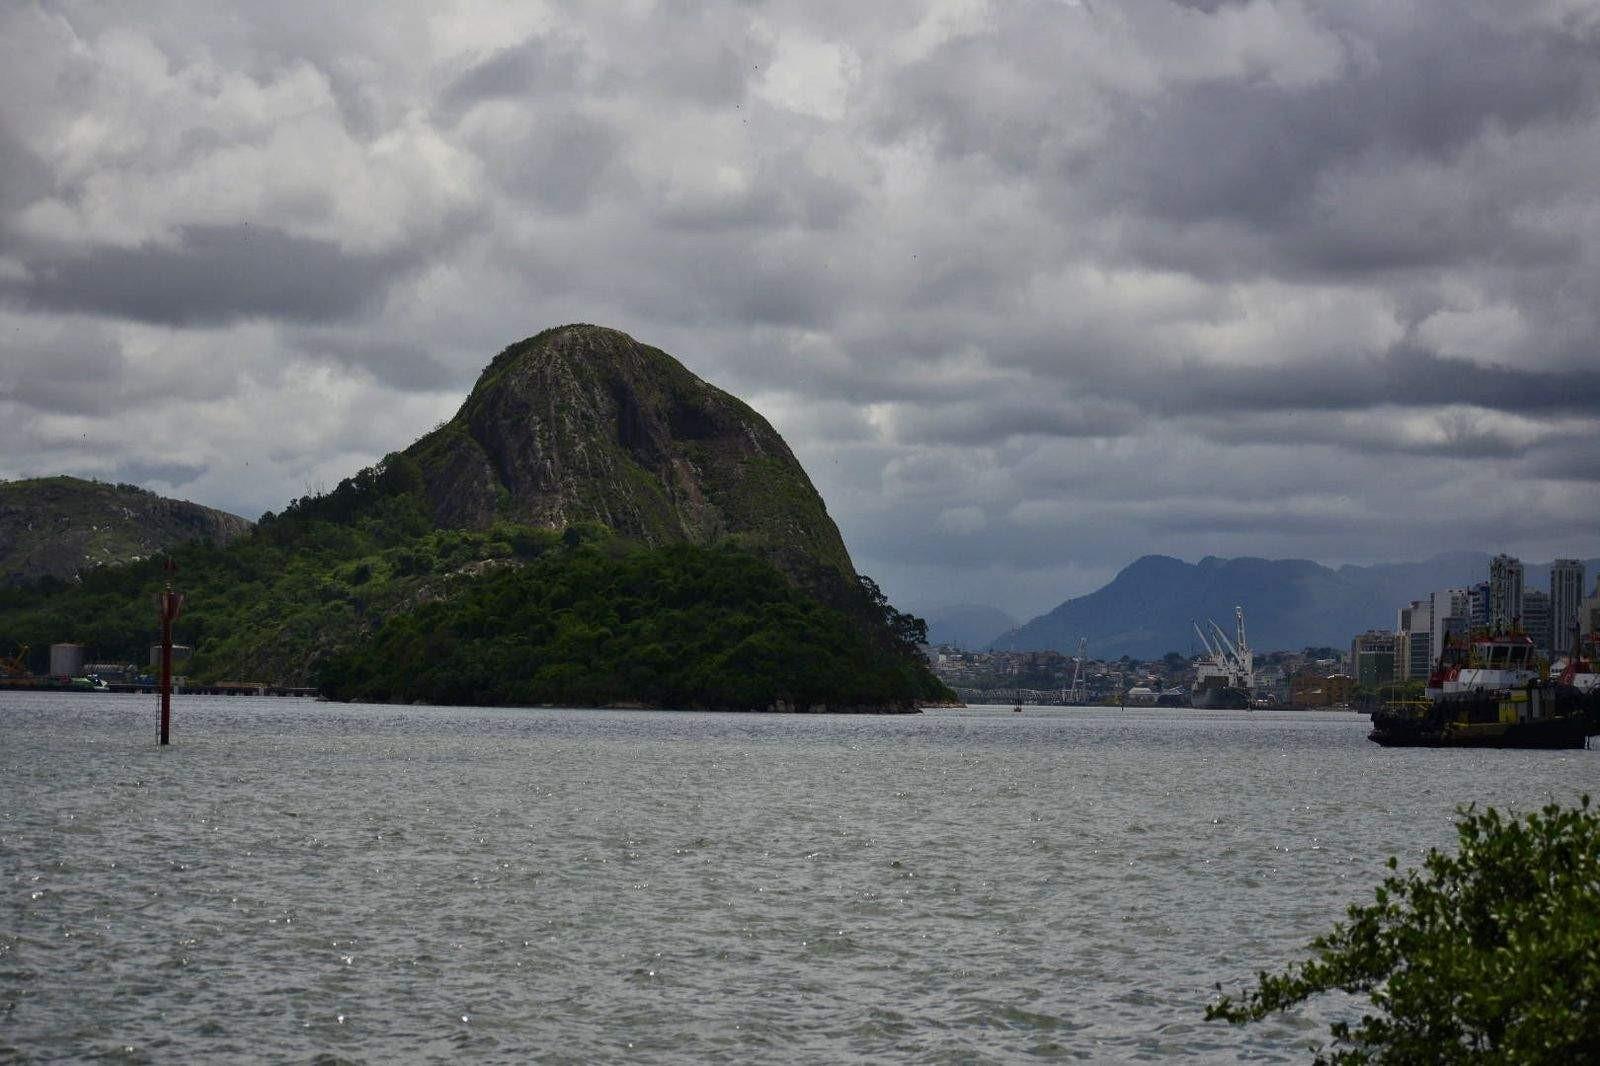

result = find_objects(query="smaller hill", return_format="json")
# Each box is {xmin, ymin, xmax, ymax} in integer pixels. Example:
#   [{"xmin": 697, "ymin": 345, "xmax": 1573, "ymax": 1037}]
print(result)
[{"xmin": 0, "ymin": 477, "xmax": 251, "ymax": 587}]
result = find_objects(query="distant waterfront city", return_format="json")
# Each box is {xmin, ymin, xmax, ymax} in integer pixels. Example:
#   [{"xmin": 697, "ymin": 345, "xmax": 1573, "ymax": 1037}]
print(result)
[{"xmin": 931, "ymin": 554, "xmax": 1600, "ymax": 709}]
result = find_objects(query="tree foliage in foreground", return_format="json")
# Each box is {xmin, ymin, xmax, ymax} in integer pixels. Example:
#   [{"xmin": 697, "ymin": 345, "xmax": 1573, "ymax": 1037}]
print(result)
[{"xmin": 1208, "ymin": 797, "xmax": 1600, "ymax": 1064}]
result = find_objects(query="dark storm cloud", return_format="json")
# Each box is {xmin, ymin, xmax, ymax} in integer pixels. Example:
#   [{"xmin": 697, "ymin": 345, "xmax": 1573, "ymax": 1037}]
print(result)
[
  {"xmin": 0, "ymin": 334, "xmax": 127, "ymax": 416},
  {"xmin": 109, "ymin": 458, "xmax": 207, "ymax": 488},
  {"xmin": 1147, "ymin": 505, "xmax": 1370, "ymax": 539},
  {"xmin": 1109, "ymin": 206, "xmax": 1583, "ymax": 285},
  {"xmin": 884, "ymin": 397, "xmax": 1137, "ymax": 445},
  {"xmin": 291, "ymin": 332, "xmax": 457, "ymax": 391},
  {"xmin": 1514, "ymin": 434, "xmax": 1600, "ymax": 484},
  {"xmin": 1135, "ymin": 347, "xmax": 1600, "ymax": 419},
  {"xmin": 439, "ymin": 35, "xmax": 586, "ymax": 119},
  {"xmin": 875, "ymin": 2, "xmax": 1600, "ymax": 285},
  {"xmin": 623, "ymin": 16, "xmax": 756, "ymax": 107},
  {"xmin": 7, "ymin": 225, "xmax": 415, "ymax": 326},
  {"xmin": 653, "ymin": 148, "xmax": 861, "ymax": 233},
  {"xmin": 480, "ymin": 110, "xmax": 621, "ymax": 213},
  {"xmin": 0, "ymin": 120, "xmax": 52, "ymax": 216},
  {"xmin": 1092, "ymin": 20, "xmax": 1598, "ymax": 231}
]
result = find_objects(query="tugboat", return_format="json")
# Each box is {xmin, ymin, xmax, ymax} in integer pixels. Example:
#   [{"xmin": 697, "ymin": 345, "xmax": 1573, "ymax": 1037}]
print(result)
[
  {"xmin": 1556, "ymin": 636, "xmax": 1600, "ymax": 697},
  {"xmin": 1368, "ymin": 632, "xmax": 1598, "ymax": 748}
]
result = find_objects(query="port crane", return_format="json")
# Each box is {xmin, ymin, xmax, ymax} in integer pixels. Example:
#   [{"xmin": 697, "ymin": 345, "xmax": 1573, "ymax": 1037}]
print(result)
[
  {"xmin": 1062, "ymin": 638, "xmax": 1088, "ymax": 704},
  {"xmin": 1, "ymin": 644, "xmax": 29, "ymax": 678},
  {"xmin": 1192, "ymin": 607, "xmax": 1254, "ymax": 688}
]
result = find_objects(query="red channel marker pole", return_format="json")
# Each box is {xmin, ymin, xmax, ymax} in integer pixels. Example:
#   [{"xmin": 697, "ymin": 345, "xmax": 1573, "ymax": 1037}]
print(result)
[
  {"xmin": 158, "ymin": 559, "xmax": 183, "ymax": 746},
  {"xmin": 160, "ymin": 594, "xmax": 172, "ymax": 745}
]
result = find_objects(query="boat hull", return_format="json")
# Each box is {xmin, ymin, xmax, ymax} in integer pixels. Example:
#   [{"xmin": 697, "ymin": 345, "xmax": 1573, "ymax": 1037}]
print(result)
[
  {"xmin": 1369, "ymin": 683, "xmax": 1598, "ymax": 749},
  {"xmin": 1369, "ymin": 717, "xmax": 1590, "ymax": 749},
  {"xmin": 1190, "ymin": 685, "xmax": 1251, "ymax": 710}
]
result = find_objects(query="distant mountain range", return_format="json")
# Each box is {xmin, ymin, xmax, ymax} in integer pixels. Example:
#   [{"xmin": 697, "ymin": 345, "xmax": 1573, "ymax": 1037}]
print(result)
[
  {"xmin": 923, "ymin": 604, "xmax": 1019, "ymax": 649},
  {"xmin": 989, "ymin": 553, "xmax": 1600, "ymax": 660}
]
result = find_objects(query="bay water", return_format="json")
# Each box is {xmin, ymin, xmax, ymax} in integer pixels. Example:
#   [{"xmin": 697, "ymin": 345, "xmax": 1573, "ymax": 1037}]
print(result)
[{"xmin": 2, "ymin": 693, "xmax": 1595, "ymax": 1062}]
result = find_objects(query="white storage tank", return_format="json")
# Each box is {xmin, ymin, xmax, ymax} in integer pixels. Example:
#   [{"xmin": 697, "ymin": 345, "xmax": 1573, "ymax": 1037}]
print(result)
[
  {"xmin": 148, "ymin": 644, "xmax": 194, "ymax": 668},
  {"xmin": 49, "ymin": 643, "xmax": 86, "ymax": 677}
]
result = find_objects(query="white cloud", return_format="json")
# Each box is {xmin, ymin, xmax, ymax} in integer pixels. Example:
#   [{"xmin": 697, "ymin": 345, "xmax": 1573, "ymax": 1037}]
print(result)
[
  {"xmin": 936, "ymin": 505, "xmax": 988, "ymax": 535},
  {"xmin": 3, "ymin": 0, "xmax": 1600, "ymax": 618}
]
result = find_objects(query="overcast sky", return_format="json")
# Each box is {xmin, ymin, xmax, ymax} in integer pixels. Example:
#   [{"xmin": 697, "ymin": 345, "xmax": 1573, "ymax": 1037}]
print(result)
[{"xmin": 4, "ymin": 0, "xmax": 1600, "ymax": 619}]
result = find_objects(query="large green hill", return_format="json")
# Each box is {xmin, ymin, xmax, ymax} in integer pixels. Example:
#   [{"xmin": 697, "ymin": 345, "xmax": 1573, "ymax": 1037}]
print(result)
[
  {"xmin": 405, "ymin": 324, "xmax": 857, "ymax": 582},
  {"xmin": 0, "ymin": 327, "xmax": 948, "ymax": 711}
]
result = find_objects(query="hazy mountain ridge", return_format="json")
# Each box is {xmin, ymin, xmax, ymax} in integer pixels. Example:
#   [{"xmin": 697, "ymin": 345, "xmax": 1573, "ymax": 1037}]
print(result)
[
  {"xmin": 923, "ymin": 604, "xmax": 1019, "ymax": 649},
  {"xmin": 992, "ymin": 552, "xmax": 1600, "ymax": 659},
  {"xmin": 0, "ymin": 476, "xmax": 251, "ymax": 587}
]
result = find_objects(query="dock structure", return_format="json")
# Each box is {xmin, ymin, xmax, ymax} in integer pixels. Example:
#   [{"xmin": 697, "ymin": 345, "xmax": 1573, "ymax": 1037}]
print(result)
[
  {"xmin": 182, "ymin": 681, "xmax": 320, "ymax": 697},
  {"xmin": 106, "ymin": 681, "xmax": 319, "ymax": 697}
]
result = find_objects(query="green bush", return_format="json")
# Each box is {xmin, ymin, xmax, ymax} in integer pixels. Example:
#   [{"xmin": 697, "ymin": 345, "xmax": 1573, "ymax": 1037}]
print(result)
[{"xmin": 1209, "ymin": 798, "xmax": 1600, "ymax": 1063}]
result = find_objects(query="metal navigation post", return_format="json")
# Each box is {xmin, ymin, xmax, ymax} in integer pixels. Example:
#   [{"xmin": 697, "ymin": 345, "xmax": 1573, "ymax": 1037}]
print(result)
[{"xmin": 157, "ymin": 558, "xmax": 184, "ymax": 746}]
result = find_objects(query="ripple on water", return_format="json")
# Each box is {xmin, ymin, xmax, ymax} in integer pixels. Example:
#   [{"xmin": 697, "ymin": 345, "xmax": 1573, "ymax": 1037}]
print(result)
[{"xmin": 1, "ymin": 694, "xmax": 1595, "ymax": 1062}]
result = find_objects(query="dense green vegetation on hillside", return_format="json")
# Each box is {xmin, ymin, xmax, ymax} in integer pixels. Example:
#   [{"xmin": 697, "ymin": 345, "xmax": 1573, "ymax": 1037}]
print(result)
[
  {"xmin": 0, "ymin": 457, "xmax": 512, "ymax": 681},
  {"xmin": 318, "ymin": 540, "xmax": 943, "ymax": 710},
  {"xmin": 0, "ymin": 453, "xmax": 948, "ymax": 709}
]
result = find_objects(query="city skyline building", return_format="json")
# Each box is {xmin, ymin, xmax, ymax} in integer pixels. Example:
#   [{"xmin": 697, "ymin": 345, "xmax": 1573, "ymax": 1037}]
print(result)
[
  {"xmin": 1469, "ymin": 581, "xmax": 1491, "ymax": 631},
  {"xmin": 1583, "ymin": 576, "xmax": 1600, "ymax": 640},
  {"xmin": 1397, "ymin": 599, "xmax": 1433, "ymax": 681},
  {"xmin": 1350, "ymin": 629, "xmax": 1398, "ymax": 688},
  {"xmin": 1488, "ymin": 554, "xmax": 1523, "ymax": 632},
  {"xmin": 1430, "ymin": 587, "xmax": 1470, "ymax": 662},
  {"xmin": 1523, "ymin": 590, "xmax": 1551, "ymax": 655},
  {"xmin": 1551, "ymin": 558, "xmax": 1586, "ymax": 656}
]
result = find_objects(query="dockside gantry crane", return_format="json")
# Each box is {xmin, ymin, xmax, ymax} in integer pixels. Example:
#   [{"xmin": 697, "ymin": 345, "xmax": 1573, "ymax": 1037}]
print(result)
[{"xmin": 1192, "ymin": 607, "xmax": 1254, "ymax": 688}]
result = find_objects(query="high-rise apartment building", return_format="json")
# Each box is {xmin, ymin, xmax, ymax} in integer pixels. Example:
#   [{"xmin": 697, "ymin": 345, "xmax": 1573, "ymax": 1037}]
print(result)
[
  {"xmin": 1396, "ymin": 599, "xmax": 1433, "ymax": 680},
  {"xmin": 1430, "ymin": 587, "xmax": 1470, "ymax": 661},
  {"xmin": 1404, "ymin": 629, "xmax": 1431, "ymax": 680},
  {"xmin": 1550, "ymin": 559, "xmax": 1586, "ymax": 656},
  {"xmin": 1582, "ymin": 576, "xmax": 1600, "ymax": 640},
  {"xmin": 1468, "ymin": 581, "xmax": 1491, "ymax": 632},
  {"xmin": 1397, "ymin": 599, "xmax": 1429, "ymax": 634},
  {"xmin": 1489, "ymin": 555, "xmax": 1523, "ymax": 632},
  {"xmin": 1350, "ymin": 630, "xmax": 1399, "ymax": 688},
  {"xmin": 1523, "ymin": 590, "xmax": 1551, "ymax": 655}
]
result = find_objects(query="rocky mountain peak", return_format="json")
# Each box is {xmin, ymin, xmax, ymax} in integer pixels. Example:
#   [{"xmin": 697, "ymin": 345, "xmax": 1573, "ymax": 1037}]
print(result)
[{"xmin": 405, "ymin": 325, "xmax": 855, "ymax": 580}]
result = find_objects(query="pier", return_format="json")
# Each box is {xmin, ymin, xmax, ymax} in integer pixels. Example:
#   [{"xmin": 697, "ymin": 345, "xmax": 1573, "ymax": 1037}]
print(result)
[{"xmin": 105, "ymin": 681, "xmax": 320, "ymax": 698}]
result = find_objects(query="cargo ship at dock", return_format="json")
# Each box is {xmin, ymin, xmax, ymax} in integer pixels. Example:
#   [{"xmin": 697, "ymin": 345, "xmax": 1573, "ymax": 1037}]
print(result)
[
  {"xmin": 1368, "ymin": 632, "xmax": 1600, "ymax": 748},
  {"xmin": 1190, "ymin": 607, "xmax": 1254, "ymax": 710}
]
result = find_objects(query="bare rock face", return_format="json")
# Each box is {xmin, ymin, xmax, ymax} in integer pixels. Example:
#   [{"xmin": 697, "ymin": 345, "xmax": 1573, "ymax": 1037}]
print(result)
[
  {"xmin": 0, "ymin": 477, "xmax": 252, "ymax": 587},
  {"xmin": 405, "ymin": 325, "xmax": 856, "ymax": 580}
]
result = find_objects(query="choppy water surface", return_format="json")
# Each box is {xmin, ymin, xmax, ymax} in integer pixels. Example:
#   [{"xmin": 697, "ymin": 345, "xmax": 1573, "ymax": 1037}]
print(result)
[{"xmin": 2, "ymin": 695, "xmax": 1595, "ymax": 1062}]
